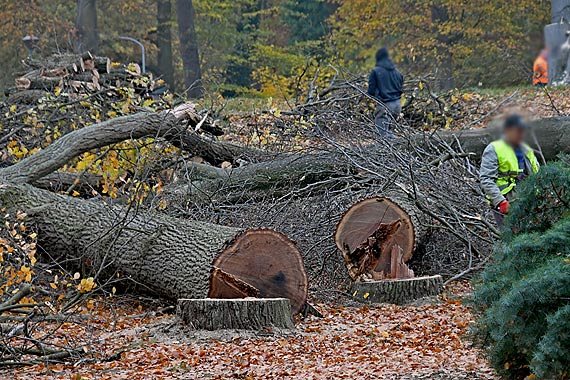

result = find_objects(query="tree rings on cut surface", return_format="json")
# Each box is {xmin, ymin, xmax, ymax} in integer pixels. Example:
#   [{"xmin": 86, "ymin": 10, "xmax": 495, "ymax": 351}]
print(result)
[
  {"xmin": 209, "ymin": 230, "xmax": 308, "ymax": 315},
  {"xmin": 335, "ymin": 197, "xmax": 416, "ymax": 280}
]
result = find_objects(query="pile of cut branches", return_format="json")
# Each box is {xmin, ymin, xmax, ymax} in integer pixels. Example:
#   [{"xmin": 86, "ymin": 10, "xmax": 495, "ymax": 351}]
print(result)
[{"xmin": 8, "ymin": 58, "xmax": 568, "ymax": 368}]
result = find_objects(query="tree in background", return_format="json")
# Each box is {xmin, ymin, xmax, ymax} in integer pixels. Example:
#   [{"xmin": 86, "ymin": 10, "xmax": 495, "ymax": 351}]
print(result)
[
  {"xmin": 281, "ymin": 0, "xmax": 337, "ymax": 44},
  {"xmin": 0, "ymin": 0, "xmax": 552, "ymax": 96},
  {"xmin": 331, "ymin": 0, "xmax": 550, "ymax": 88},
  {"xmin": 75, "ymin": 0, "xmax": 99, "ymax": 54},
  {"xmin": 176, "ymin": 0, "xmax": 203, "ymax": 98},
  {"xmin": 157, "ymin": 0, "xmax": 175, "ymax": 89}
]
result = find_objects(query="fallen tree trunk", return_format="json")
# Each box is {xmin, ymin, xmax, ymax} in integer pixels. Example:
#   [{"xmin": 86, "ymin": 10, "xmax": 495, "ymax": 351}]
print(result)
[
  {"xmin": 441, "ymin": 117, "xmax": 570, "ymax": 161},
  {"xmin": 0, "ymin": 103, "xmax": 248, "ymax": 183},
  {"xmin": 0, "ymin": 184, "xmax": 308, "ymax": 314},
  {"xmin": 167, "ymin": 151, "xmax": 354, "ymax": 204}
]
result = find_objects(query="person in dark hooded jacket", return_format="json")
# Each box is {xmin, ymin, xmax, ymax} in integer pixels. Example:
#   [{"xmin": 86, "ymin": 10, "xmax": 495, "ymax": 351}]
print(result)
[{"xmin": 368, "ymin": 48, "xmax": 404, "ymax": 137}]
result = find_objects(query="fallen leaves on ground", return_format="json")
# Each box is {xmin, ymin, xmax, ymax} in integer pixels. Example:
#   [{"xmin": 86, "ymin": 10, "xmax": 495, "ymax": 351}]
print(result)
[{"xmin": 6, "ymin": 282, "xmax": 496, "ymax": 380}]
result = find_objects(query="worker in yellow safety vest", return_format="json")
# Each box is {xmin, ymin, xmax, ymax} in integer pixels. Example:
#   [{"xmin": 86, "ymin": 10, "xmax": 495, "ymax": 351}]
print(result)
[{"xmin": 480, "ymin": 115, "xmax": 540, "ymax": 229}]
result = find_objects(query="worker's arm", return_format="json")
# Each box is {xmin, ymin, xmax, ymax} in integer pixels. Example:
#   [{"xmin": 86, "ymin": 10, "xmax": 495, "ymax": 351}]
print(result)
[
  {"xmin": 480, "ymin": 144, "xmax": 505, "ymax": 207},
  {"xmin": 368, "ymin": 70, "xmax": 378, "ymax": 97}
]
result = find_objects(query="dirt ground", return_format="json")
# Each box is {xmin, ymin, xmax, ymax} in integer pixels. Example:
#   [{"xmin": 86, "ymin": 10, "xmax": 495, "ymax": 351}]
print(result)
[{"xmin": 3, "ymin": 282, "xmax": 497, "ymax": 380}]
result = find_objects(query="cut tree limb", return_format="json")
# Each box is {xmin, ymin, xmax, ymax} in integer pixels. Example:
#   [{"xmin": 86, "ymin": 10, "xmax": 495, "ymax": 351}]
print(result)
[
  {"xmin": 0, "ymin": 104, "xmax": 197, "ymax": 184},
  {"xmin": 335, "ymin": 197, "xmax": 422, "ymax": 281},
  {"xmin": 0, "ymin": 103, "xmax": 250, "ymax": 183}
]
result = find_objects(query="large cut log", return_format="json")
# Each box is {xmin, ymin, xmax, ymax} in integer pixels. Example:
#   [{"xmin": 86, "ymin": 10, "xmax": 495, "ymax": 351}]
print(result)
[
  {"xmin": 351, "ymin": 275, "xmax": 444, "ymax": 305},
  {"xmin": 335, "ymin": 197, "xmax": 423, "ymax": 281},
  {"xmin": 209, "ymin": 230, "xmax": 307, "ymax": 314},
  {"xmin": 0, "ymin": 184, "xmax": 308, "ymax": 314},
  {"xmin": 177, "ymin": 298, "xmax": 295, "ymax": 330},
  {"xmin": 440, "ymin": 117, "xmax": 570, "ymax": 161}
]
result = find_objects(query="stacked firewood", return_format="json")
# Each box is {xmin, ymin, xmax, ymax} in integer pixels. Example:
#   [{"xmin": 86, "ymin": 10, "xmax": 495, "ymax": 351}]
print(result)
[
  {"xmin": 5, "ymin": 53, "xmax": 158, "ymax": 102},
  {"xmin": 0, "ymin": 53, "xmax": 177, "ymax": 179}
]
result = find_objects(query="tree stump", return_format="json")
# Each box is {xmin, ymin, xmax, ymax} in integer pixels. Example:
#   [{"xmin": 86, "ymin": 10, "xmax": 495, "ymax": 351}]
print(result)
[
  {"xmin": 177, "ymin": 298, "xmax": 295, "ymax": 330},
  {"xmin": 350, "ymin": 275, "xmax": 444, "ymax": 305}
]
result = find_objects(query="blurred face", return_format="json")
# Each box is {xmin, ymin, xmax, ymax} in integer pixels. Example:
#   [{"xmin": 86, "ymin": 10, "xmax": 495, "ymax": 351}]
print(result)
[{"xmin": 503, "ymin": 127, "xmax": 526, "ymax": 147}]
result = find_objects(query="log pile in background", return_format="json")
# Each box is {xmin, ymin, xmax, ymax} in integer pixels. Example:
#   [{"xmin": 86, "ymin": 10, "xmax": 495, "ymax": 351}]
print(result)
[{"xmin": 7, "ymin": 53, "xmax": 140, "ymax": 99}]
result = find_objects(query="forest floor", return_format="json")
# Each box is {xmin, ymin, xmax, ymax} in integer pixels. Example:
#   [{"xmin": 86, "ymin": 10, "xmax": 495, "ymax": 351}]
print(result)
[{"xmin": 4, "ymin": 282, "xmax": 497, "ymax": 380}]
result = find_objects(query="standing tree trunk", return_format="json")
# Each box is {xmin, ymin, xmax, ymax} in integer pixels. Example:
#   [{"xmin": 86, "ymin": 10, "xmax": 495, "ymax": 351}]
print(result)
[
  {"xmin": 431, "ymin": 4, "xmax": 454, "ymax": 91},
  {"xmin": 176, "ymin": 0, "xmax": 203, "ymax": 98},
  {"xmin": 75, "ymin": 0, "xmax": 99, "ymax": 54},
  {"xmin": 157, "ymin": 0, "xmax": 175, "ymax": 90}
]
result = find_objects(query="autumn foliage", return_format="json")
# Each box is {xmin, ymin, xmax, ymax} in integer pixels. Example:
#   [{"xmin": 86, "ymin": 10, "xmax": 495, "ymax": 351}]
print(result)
[
  {"xmin": 0, "ymin": 0, "xmax": 551, "ymax": 94},
  {"xmin": 473, "ymin": 159, "xmax": 570, "ymax": 379}
]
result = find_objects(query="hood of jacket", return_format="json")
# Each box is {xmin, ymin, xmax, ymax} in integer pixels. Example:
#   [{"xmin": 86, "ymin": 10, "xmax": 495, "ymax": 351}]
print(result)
[
  {"xmin": 375, "ymin": 48, "xmax": 395, "ymax": 70},
  {"xmin": 376, "ymin": 58, "xmax": 396, "ymax": 70}
]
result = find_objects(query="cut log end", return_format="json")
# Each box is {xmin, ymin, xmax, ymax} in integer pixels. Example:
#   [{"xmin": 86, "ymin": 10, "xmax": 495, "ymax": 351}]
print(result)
[
  {"xmin": 335, "ymin": 197, "xmax": 416, "ymax": 280},
  {"xmin": 350, "ymin": 275, "xmax": 444, "ymax": 305},
  {"xmin": 177, "ymin": 298, "xmax": 295, "ymax": 330},
  {"xmin": 209, "ymin": 229, "xmax": 308, "ymax": 315}
]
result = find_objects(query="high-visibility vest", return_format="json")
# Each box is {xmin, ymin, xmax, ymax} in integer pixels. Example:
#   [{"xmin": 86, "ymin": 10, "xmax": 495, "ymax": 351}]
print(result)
[
  {"xmin": 491, "ymin": 140, "xmax": 540, "ymax": 197},
  {"xmin": 533, "ymin": 55, "xmax": 548, "ymax": 85}
]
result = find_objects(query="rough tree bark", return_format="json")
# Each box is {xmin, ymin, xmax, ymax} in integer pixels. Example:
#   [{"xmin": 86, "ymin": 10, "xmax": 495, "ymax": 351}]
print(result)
[
  {"xmin": 351, "ymin": 275, "xmax": 444, "ymax": 305},
  {"xmin": 177, "ymin": 298, "xmax": 295, "ymax": 330},
  {"xmin": 75, "ymin": 0, "xmax": 99, "ymax": 54},
  {"xmin": 157, "ymin": 0, "xmax": 175, "ymax": 90},
  {"xmin": 439, "ymin": 117, "xmax": 570, "ymax": 161},
  {"xmin": 176, "ymin": 0, "xmax": 203, "ymax": 98},
  {"xmin": 0, "ymin": 184, "xmax": 308, "ymax": 313}
]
